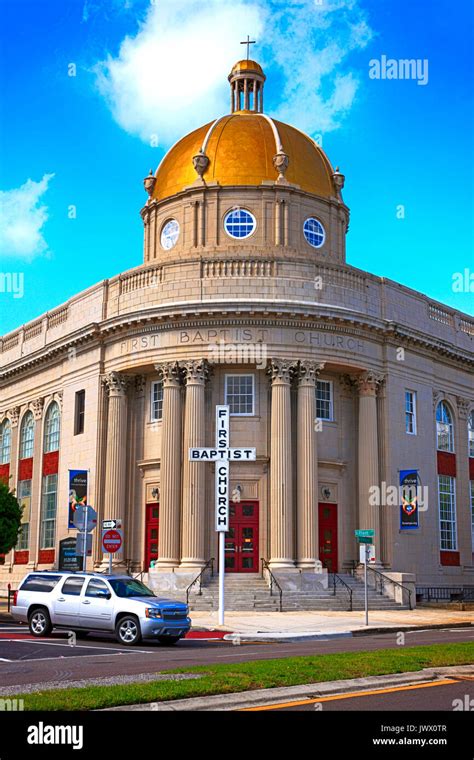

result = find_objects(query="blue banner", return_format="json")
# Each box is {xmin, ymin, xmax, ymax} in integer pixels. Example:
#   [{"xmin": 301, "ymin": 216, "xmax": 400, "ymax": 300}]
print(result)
[
  {"xmin": 400, "ymin": 469, "xmax": 419, "ymax": 530},
  {"xmin": 68, "ymin": 470, "xmax": 88, "ymax": 528}
]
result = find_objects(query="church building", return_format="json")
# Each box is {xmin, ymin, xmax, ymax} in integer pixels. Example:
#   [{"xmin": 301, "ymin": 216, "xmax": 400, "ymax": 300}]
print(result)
[{"xmin": 1, "ymin": 59, "xmax": 473, "ymax": 606}]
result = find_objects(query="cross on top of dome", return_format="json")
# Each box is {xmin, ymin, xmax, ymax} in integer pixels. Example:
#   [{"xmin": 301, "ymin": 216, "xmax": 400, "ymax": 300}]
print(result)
[{"xmin": 240, "ymin": 35, "xmax": 256, "ymax": 60}]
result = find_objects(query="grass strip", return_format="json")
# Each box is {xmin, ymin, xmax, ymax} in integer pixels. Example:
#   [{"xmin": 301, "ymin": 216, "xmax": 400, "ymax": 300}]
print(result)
[{"xmin": 12, "ymin": 642, "xmax": 474, "ymax": 711}]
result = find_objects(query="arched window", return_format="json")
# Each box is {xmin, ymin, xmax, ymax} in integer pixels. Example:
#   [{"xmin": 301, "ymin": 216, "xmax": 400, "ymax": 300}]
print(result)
[
  {"xmin": 436, "ymin": 401, "xmax": 454, "ymax": 452},
  {"xmin": 20, "ymin": 411, "xmax": 35, "ymax": 459},
  {"xmin": 43, "ymin": 402, "xmax": 60, "ymax": 453},
  {"xmin": 469, "ymin": 410, "xmax": 474, "ymax": 458},
  {"xmin": 0, "ymin": 419, "xmax": 11, "ymax": 465}
]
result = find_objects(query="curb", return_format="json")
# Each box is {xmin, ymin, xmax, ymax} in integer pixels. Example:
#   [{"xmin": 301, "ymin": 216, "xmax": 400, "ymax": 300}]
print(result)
[
  {"xmin": 221, "ymin": 621, "xmax": 474, "ymax": 642},
  {"xmin": 104, "ymin": 665, "xmax": 474, "ymax": 711}
]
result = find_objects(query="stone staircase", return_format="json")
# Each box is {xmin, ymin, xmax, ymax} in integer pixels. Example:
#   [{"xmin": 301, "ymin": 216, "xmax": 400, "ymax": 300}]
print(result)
[{"xmin": 186, "ymin": 572, "xmax": 410, "ymax": 611}]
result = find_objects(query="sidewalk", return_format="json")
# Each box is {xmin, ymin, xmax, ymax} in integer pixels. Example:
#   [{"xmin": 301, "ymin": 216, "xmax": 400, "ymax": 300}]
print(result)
[{"xmin": 189, "ymin": 608, "xmax": 474, "ymax": 640}]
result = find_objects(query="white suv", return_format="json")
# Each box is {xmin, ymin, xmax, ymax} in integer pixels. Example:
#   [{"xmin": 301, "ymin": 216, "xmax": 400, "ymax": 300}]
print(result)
[{"xmin": 11, "ymin": 571, "xmax": 191, "ymax": 646}]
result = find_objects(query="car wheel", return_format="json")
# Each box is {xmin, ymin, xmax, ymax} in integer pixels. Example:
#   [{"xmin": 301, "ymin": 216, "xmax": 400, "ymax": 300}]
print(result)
[
  {"xmin": 158, "ymin": 636, "xmax": 180, "ymax": 646},
  {"xmin": 28, "ymin": 608, "xmax": 53, "ymax": 637},
  {"xmin": 115, "ymin": 616, "xmax": 142, "ymax": 646}
]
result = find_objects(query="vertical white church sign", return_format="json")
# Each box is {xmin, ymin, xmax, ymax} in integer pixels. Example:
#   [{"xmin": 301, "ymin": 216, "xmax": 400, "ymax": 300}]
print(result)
[{"xmin": 189, "ymin": 405, "xmax": 256, "ymax": 624}]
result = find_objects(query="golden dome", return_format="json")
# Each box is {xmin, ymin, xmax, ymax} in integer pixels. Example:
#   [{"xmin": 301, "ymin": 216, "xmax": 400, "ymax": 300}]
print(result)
[
  {"xmin": 152, "ymin": 112, "xmax": 335, "ymax": 202},
  {"xmin": 229, "ymin": 59, "xmax": 265, "ymax": 78}
]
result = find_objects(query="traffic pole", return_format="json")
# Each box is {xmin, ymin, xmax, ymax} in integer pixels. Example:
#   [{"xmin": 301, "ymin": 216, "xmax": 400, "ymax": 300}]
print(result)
[
  {"xmin": 364, "ymin": 544, "xmax": 369, "ymax": 626},
  {"xmin": 218, "ymin": 532, "xmax": 225, "ymax": 626},
  {"xmin": 83, "ymin": 506, "xmax": 88, "ymax": 573}
]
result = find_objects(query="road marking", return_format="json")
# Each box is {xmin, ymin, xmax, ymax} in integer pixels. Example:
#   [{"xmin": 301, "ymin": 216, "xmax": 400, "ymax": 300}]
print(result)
[
  {"xmin": 0, "ymin": 657, "xmax": 12, "ymax": 662},
  {"xmin": 241, "ymin": 678, "xmax": 458, "ymax": 711},
  {"xmin": 0, "ymin": 639, "xmax": 153, "ymax": 654}
]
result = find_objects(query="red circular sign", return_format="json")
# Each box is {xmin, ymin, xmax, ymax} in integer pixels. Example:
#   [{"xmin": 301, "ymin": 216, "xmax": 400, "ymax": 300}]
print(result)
[{"xmin": 102, "ymin": 529, "xmax": 122, "ymax": 553}]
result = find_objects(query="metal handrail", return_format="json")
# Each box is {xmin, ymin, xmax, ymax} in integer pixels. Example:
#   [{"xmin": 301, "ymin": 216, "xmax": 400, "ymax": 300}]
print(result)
[
  {"xmin": 186, "ymin": 558, "xmax": 214, "ymax": 605},
  {"xmin": 367, "ymin": 566, "xmax": 413, "ymax": 610},
  {"xmin": 330, "ymin": 573, "xmax": 353, "ymax": 611},
  {"xmin": 261, "ymin": 558, "xmax": 283, "ymax": 612}
]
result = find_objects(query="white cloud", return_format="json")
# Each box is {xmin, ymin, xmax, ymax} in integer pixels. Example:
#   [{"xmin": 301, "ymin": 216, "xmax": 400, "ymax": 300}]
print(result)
[
  {"xmin": 94, "ymin": 0, "xmax": 373, "ymax": 146},
  {"xmin": 0, "ymin": 174, "xmax": 54, "ymax": 260}
]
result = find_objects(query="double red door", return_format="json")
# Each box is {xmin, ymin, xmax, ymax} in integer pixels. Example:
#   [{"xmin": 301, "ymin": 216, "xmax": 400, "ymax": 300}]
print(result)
[
  {"xmin": 144, "ymin": 503, "xmax": 159, "ymax": 570},
  {"xmin": 225, "ymin": 501, "xmax": 259, "ymax": 572},
  {"xmin": 318, "ymin": 502, "xmax": 338, "ymax": 572}
]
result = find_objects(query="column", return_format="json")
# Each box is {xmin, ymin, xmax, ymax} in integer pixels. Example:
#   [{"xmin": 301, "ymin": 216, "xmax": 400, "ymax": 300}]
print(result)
[
  {"xmin": 180, "ymin": 359, "xmax": 209, "ymax": 568},
  {"xmin": 296, "ymin": 361, "xmax": 325, "ymax": 568},
  {"xmin": 268, "ymin": 358, "xmax": 295, "ymax": 569},
  {"xmin": 126, "ymin": 376, "xmax": 146, "ymax": 571},
  {"xmin": 275, "ymin": 199, "xmax": 282, "ymax": 246},
  {"xmin": 102, "ymin": 372, "xmax": 131, "ymax": 530},
  {"xmin": 244, "ymin": 78, "xmax": 249, "ymax": 110},
  {"xmin": 354, "ymin": 371, "xmax": 384, "ymax": 560},
  {"xmin": 155, "ymin": 362, "xmax": 183, "ymax": 569},
  {"xmin": 455, "ymin": 397, "xmax": 472, "ymax": 567}
]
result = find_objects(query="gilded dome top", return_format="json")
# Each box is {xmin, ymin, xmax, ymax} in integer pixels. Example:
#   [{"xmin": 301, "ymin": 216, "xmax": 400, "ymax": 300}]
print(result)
[{"xmin": 149, "ymin": 60, "xmax": 338, "ymax": 203}]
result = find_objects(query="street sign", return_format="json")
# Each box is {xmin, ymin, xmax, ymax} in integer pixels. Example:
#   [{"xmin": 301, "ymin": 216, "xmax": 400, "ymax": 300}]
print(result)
[
  {"xmin": 58, "ymin": 537, "xmax": 83, "ymax": 571},
  {"xmin": 102, "ymin": 529, "xmax": 123, "ymax": 554},
  {"xmin": 102, "ymin": 519, "xmax": 122, "ymax": 530},
  {"xmin": 76, "ymin": 532, "xmax": 93, "ymax": 558},
  {"xmin": 355, "ymin": 529, "xmax": 374, "ymax": 538},
  {"xmin": 73, "ymin": 505, "xmax": 97, "ymax": 532},
  {"xmin": 360, "ymin": 544, "xmax": 376, "ymax": 564},
  {"xmin": 358, "ymin": 536, "xmax": 373, "ymax": 544},
  {"xmin": 189, "ymin": 405, "xmax": 257, "ymax": 627}
]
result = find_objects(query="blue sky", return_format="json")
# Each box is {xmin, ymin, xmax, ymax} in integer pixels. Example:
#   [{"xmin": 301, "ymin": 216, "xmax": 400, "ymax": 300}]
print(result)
[{"xmin": 0, "ymin": 0, "xmax": 473, "ymax": 335}]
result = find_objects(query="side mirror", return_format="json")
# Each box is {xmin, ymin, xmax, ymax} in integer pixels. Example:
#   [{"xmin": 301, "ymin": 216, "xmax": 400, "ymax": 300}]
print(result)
[{"xmin": 97, "ymin": 590, "xmax": 111, "ymax": 600}]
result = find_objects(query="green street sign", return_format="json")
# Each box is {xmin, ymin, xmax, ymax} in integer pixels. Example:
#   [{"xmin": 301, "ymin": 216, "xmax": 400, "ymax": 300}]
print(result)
[
  {"xmin": 355, "ymin": 529, "xmax": 375, "ymax": 538},
  {"xmin": 358, "ymin": 536, "xmax": 373, "ymax": 544}
]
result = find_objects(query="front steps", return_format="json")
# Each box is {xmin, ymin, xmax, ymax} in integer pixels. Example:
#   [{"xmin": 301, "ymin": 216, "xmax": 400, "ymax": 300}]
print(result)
[{"xmin": 185, "ymin": 572, "xmax": 410, "ymax": 611}]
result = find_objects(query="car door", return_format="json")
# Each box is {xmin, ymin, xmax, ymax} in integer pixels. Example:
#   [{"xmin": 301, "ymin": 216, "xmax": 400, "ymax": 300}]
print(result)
[
  {"xmin": 52, "ymin": 576, "xmax": 86, "ymax": 625},
  {"xmin": 79, "ymin": 578, "xmax": 114, "ymax": 630}
]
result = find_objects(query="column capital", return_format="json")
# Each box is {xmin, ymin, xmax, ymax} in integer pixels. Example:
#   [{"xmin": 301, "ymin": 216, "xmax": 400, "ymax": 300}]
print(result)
[
  {"xmin": 351, "ymin": 371, "xmax": 385, "ymax": 397},
  {"xmin": 134, "ymin": 375, "xmax": 146, "ymax": 396},
  {"xmin": 102, "ymin": 371, "xmax": 133, "ymax": 396},
  {"xmin": 32, "ymin": 397, "xmax": 45, "ymax": 420},
  {"xmin": 8, "ymin": 406, "xmax": 21, "ymax": 428},
  {"xmin": 296, "ymin": 360, "xmax": 325, "ymax": 386},
  {"xmin": 456, "ymin": 396, "xmax": 471, "ymax": 420},
  {"xmin": 180, "ymin": 359, "xmax": 211, "ymax": 385},
  {"xmin": 267, "ymin": 358, "xmax": 297, "ymax": 384},
  {"xmin": 155, "ymin": 361, "xmax": 182, "ymax": 388}
]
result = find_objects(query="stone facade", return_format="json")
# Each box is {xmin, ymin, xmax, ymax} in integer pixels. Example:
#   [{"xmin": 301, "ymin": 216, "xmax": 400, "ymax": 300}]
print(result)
[{"xmin": 0, "ymin": 62, "xmax": 473, "ymax": 596}]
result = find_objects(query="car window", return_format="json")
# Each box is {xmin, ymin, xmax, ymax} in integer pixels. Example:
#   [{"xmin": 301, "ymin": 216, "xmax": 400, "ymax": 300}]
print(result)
[
  {"xmin": 85, "ymin": 579, "xmax": 110, "ymax": 598},
  {"xmin": 108, "ymin": 578, "xmax": 155, "ymax": 598},
  {"xmin": 20, "ymin": 575, "xmax": 62, "ymax": 592},
  {"xmin": 61, "ymin": 576, "xmax": 86, "ymax": 596}
]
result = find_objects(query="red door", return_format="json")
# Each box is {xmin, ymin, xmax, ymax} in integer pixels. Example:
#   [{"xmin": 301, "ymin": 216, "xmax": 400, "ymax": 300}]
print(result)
[
  {"xmin": 318, "ymin": 503, "xmax": 338, "ymax": 572},
  {"xmin": 225, "ymin": 501, "xmax": 259, "ymax": 573},
  {"xmin": 144, "ymin": 503, "xmax": 159, "ymax": 570}
]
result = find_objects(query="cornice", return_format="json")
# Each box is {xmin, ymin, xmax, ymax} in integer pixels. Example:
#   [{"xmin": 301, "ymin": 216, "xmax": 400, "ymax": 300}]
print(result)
[{"xmin": 0, "ymin": 302, "xmax": 472, "ymax": 384}]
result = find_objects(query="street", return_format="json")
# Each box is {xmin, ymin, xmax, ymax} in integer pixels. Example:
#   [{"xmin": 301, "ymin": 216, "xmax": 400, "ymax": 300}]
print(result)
[{"xmin": 1, "ymin": 621, "xmax": 473, "ymax": 694}]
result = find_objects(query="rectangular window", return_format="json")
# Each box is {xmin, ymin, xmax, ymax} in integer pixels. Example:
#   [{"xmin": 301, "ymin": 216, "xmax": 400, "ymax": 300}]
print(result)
[
  {"xmin": 16, "ymin": 479, "xmax": 31, "ymax": 550},
  {"xmin": 316, "ymin": 380, "xmax": 333, "ymax": 421},
  {"xmin": 225, "ymin": 375, "xmax": 255, "ymax": 416},
  {"xmin": 40, "ymin": 474, "xmax": 58, "ymax": 549},
  {"xmin": 151, "ymin": 381, "xmax": 164, "ymax": 421},
  {"xmin": 471, "ymin": 481, "xmax": 474, "ymax": 551},
  {"xmin": 74, "ymin": 390, "xmax": 85, "ymax": 435},
  {"xmin": 438, "ymin": 475, "xmax": 457, "ymax": 551},
  {"xmin": 405, "ymin": 390, "xmax": 417, "ymax": 434}
]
